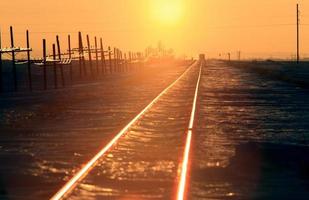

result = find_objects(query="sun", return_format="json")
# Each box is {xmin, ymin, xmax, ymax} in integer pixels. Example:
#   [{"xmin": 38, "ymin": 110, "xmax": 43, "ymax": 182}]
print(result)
[{"xmin": 150, "ymin": 0, "xmax": 185, "ymax": 25}]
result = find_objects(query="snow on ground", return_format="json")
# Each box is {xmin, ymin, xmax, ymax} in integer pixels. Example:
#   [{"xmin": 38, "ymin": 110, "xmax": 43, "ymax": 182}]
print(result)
[{"xmin": 0, "ymin": 62, "xmax": 188, "ymax": 199}]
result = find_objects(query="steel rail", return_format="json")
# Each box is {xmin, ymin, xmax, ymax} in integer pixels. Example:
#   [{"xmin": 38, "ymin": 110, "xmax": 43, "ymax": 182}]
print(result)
[
  {"xmin": 50, "ymin": 61, "xmax": 198, "ymax": 200},
  {"xmin": 177, "ymin": 60, "xmax": 203, "ymax": 200}
]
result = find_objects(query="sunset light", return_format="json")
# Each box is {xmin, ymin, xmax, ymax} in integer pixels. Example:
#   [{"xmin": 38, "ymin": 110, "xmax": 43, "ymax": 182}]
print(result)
[
  {"xmin": 1, "ymin": 1, "xmax": 309, "ymax": 200},
  {"xmin": 150, "ymin": 0, "xmax": 185, "ymax": 25}
]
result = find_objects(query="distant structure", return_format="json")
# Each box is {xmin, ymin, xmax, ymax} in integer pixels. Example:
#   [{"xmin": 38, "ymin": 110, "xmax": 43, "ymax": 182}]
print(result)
[
  {"xmin": 199, "ymin": 54, "xmax": 205, "ymax": 61},
  {"xmin": 144, "ymin": 41, "xmax": 175, "ymax": 61}
]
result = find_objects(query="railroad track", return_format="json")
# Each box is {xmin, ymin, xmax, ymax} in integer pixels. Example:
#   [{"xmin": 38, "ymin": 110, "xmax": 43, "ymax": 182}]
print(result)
[{"xmin": 51, "ymin": 60, "xmax": 204, "ymax": 200}]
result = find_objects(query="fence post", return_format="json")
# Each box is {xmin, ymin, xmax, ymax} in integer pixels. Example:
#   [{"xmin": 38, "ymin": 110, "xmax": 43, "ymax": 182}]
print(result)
[
  {"xmin": 108, "ymin": 46, "xmax": 112, "ymax": 74},
  {"xmin": 134, "ymin": 52, "xmax": 137, "ymax": 70},
  {"xmin": 56, "ymin": 35, "xmax": 65, "ymax": 87},
  {"xmin": 115, "ymin": 48, "xmax": 120, "ymax": 73},
  {"xmin": 79, "ymin": 32, "xmax": 87, "ymax": 77},
  {"xmin": 86, "ymin": 34, "xmax": 94, "ymax": 77},
  {"xmin": 114, "ymin": 47, "xmax": 117, "ymax": 73},
  {"xmin": 134, "ymin": 52, "xmax": 136, "ymax": 70},
  {"xmin": 119, "ymin": 50, "xmax": 122, "ymax": 72},
  {"xmin": 43, "ymin": 39, "xmax": 47, "ymax": 90},
  {"xmin": 68, "ymin": 34, "xmax": 73, "ymax": 82},
  {"xmin": 120, "ymin": 51, "xmax": 123, "ymax": 72},
  {"xmin": 129, "ymin": 51, "xmax": 132, "ymax": 71},
  {"xmin": 78, "ymin": 32, "xmax": 82, "ymax": 78},
  {"xmin": 26, "ymin": 30, "xmax": 32, "ymax": 91},
  {"xmin": 52, "ymin": 44, "xmax": 58, "ymax": 89},
  {"xmin": 10, "ymin": 26, "xmax": 17, "ymax": 92},
  {"xmin": 139, "ymin": 52, "xmax": 143, "ymax": 71},
  {"xmin": 94, "ymin": 36, "xmax": 99, "ymax": 74},
  {"xmin": 100, "ymin": 38, "xmax": 106, "ymax": 74},
  {"xmin": 124, "ymin": 53, "xmax": 128, "ymax": 72},
  {"xmin": 118, "ymin": 49, "xmax": 121, "ymax": 72},
  {"xmin": 117, "ymin": 49, "xmax": 120, "ymax": 72}
]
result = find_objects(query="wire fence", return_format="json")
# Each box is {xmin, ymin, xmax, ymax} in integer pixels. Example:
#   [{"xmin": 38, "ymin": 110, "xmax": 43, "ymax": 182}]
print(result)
[{"xmin": 0, "ymin": 26, "xmax": 144, "ymax": 93}]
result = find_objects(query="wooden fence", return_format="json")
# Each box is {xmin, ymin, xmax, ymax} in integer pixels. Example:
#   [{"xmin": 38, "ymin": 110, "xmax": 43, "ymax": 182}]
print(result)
[{"xmin": 0, "ymin": 26, "xmax": 144, "ymax": 93}]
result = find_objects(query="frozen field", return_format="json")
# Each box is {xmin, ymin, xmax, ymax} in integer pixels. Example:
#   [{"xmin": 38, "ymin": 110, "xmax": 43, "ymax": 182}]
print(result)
[{"xmin": 0, "ymin": 60, "xmax": 308, "ymax": 199}]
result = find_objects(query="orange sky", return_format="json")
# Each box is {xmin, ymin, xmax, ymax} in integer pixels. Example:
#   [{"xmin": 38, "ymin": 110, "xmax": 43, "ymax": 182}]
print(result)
[{"xmin": 0, "ymin": 0, "xmax": 308, "ymax": 59}]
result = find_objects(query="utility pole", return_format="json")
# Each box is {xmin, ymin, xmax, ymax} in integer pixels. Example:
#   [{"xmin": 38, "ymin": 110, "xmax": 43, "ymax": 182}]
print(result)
[
  {"xmin": 297, "ymin": 4, "xmax": 300, "ymax": 64},
  {"xmin": 0, "ymin": 29, "xmax": 2, "ymax": 93}
]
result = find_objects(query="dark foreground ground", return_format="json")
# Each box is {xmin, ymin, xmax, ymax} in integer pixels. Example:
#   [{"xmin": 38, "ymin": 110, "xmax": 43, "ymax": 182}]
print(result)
[
  {"xmin": 189, "ymin": 60, "xmax": 309, "ymax": 200},
  {"xmin": 0, "ymin": 60, "xmax": 309, "ymax": 200},
  {"xmin": 0, "ymin": 62, "xmax": 189, "ymax": 199}
]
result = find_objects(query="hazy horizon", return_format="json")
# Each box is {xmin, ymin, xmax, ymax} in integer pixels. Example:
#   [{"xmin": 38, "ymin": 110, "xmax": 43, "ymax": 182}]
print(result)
[{"xmin": 0, "ymin": 0, "xmax": 308, "ymax": 59}]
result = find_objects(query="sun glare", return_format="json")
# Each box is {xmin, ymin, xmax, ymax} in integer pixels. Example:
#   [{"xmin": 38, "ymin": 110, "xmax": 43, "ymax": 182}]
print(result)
[{"xmin": 150, "ymin": 0, "xmax": 184, "ymax": 25}]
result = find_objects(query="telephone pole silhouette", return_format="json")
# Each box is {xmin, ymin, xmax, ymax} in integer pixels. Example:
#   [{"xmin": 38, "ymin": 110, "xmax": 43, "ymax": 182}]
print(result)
[{"xmin": 297, "ymin": 4, "xmax": 300, "ymax": 63}]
